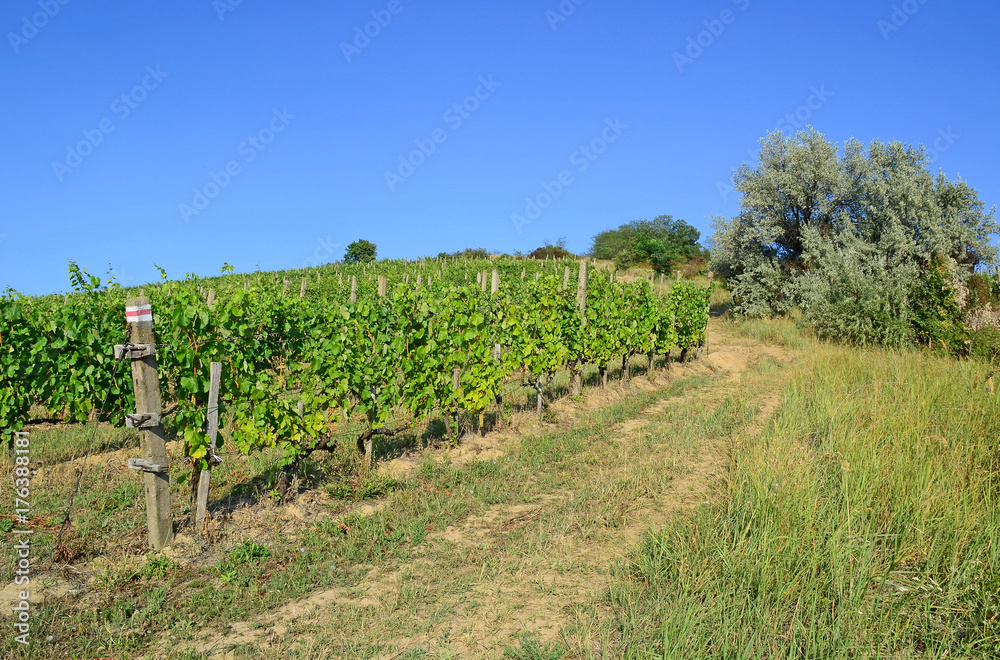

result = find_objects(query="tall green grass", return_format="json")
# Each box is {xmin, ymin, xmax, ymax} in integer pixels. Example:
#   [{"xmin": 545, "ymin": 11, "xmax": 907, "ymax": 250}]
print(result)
[
  {"xmin": 725, "ymin": 315, "xmax": 812, "ymax": 350},
  {"xmin": 611, "ymin": 345, "xmax": 1000, "ymax": 658}
]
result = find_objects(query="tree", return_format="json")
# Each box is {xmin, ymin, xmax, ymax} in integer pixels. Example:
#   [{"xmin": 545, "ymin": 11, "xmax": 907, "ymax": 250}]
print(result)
[
  {"xmin": 711, "ymin": 127, "xmax": 998, "ymax": 347},
  {"xmin": 591, "ymin": 216, "xmax": 704, "ymax": 274},
  {"xmin": 344, "ymin": 240, "xmax": 377, "ymax": 264},
  {"xmin": 530, "ymin": 237, "xmax": 573, "ymax": 260},
  {"xmin": 437, "ymin": 248, "xmax": 490, "ymax": 260}
]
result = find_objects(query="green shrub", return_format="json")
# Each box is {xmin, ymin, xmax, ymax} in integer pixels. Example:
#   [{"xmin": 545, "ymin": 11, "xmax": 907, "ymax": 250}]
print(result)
[
  {"xmin": 968, "ymin": 274, "xmax": 993, "ymax": 307},
  {"xmin": 970, "ymin": 326, "xmax": 1000, "ymax": 363},
  {"xmin": 612, "ymin": 247, "xmax": 641, "ymax": 272},
  {"xmin": 909, "ymin": 257, "xmax": 970, "ymax": 353}
]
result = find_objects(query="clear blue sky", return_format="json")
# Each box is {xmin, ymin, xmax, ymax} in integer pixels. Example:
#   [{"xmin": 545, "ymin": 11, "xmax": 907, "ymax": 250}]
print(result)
[{"xmin": 2, "ymin": 0, "xmax": 997, "ymax": 295}]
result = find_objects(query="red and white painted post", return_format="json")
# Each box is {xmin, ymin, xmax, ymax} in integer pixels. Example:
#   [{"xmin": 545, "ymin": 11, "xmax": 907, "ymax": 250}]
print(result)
[{"xmin": 121, "ymin": 297, "xmax": 174, "ymax": 549}]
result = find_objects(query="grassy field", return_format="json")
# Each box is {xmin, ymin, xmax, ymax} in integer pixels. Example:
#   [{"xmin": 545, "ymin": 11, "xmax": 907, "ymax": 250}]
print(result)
[
  {"xmin": 611, "ymin": 328, "xmax": 1000, "ymax": 658},
  {"xmin": 3, "ymin": 317, "xmax": 998, "ymax": 658}
]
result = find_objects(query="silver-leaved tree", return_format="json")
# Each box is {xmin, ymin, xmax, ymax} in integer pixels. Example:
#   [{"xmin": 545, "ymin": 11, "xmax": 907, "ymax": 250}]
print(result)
[{"xmin": 712, "ymin": 127, "xmax": 998, "ymax": 348}]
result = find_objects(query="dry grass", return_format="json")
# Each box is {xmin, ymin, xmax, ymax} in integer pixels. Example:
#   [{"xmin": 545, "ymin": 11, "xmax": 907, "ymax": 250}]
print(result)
[{"xmin": 608, "ymin": 340, "xmax": 1000, "ymax": 658}]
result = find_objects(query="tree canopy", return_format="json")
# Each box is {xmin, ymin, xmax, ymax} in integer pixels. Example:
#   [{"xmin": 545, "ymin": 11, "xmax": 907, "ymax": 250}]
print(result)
[
  {"xmin": 590, "ymin": 215, "xmax": 705, "ymax": 274},
  {"xmin": 528, "ymin": 237, "xmax": 573, "ymax": 260},
  {"xmin": 711, "ymin": 127, "xmax": 998, "ymax": 348},
  {"xmin": 436, "ymin": 248, "xmax": 490, "ymax": 260},
  {"xmin": 344, "ymin": 240, "xmax": 377, "ymax": 264}
]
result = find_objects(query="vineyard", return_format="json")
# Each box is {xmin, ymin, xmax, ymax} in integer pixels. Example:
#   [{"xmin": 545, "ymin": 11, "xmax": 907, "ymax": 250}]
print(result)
[
  {"xmin": 2, "ymin": 257, "xmax": 711, "ymax": 517},
  {"xmin": 4, "ymin": 259, "xmax": 997, "ymax": 659}
]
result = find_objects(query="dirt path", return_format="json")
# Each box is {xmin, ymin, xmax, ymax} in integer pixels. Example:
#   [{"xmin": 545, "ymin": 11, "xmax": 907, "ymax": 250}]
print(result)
[{"xmin": 175, "ymin": 320, "xmax": 798, "ymax": 659}]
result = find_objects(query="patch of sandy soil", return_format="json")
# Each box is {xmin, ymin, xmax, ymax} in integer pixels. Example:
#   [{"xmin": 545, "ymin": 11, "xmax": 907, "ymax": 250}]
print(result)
[{"xmin": 0, "ymin": 573, "xmax": 77, "ymax": 617}]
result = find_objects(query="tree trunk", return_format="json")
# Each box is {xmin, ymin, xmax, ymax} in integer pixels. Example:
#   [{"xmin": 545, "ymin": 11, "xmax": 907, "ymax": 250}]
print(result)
[
  {"xmin": 363, "ymin": 436, "xmax": 374, "ymax": 470},
  {"xmin": 189, "ymin": 464, "xmax": 201, "ymax": 527},
  {"xmin": 450, "ymin": 405, "xmax": 459, "ymax": 443}
]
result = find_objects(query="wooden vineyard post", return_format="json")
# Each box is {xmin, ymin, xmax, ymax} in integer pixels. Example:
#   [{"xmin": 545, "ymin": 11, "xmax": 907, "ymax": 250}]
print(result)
[
  {"xmin": 491, "ymin": 269, "xmax": 499, "ymax": 296},
  {"xmin": 300, "ymin": 278, "xmax": 307, "ymax": 298},
  {"xmin": 350, "ymin": 275, "xmax": 357, "ymax": 303},
  {"xmin": 573, "ymin": 260, "xmax": 588, "ymax": 396},
  {"xmin": 563, "ymin": 266, "xmax": 570, "ymax": 288},
  {"xmin": 194, "ymin": 362, "xmax": 222, "ymax": 535},
  {"xmin": 378, "ymin": 275, "xmax": 387, "ymax": 297},
  {"xmin": 283, "ymin": 279, "xmax": 290, "ymax": 295},
  {"xmin": 480, "ymin": 271, "xmax": 487, "ymax": 292},
  {"xmin": 123, "ymin": 297, "xmax": 174, "ymax": 550}
]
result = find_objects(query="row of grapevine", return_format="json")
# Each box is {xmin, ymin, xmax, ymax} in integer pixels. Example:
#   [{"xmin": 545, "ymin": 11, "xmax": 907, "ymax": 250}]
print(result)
[{"xmin": 1, "ymin": 259, "xmax": 711, "ymax": 480}]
